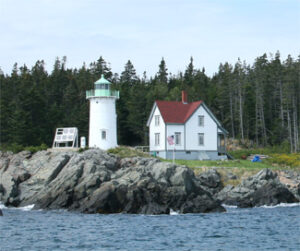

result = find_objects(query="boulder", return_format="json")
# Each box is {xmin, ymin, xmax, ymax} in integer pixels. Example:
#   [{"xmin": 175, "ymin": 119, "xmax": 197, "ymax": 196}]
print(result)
[
  {"xmin": 0, "ymin": 151, "xmax": 32, "ymax": 206},
  {"xmin": 79, "ymin": 160, "xmax": 225, "ymax": 214},
  {"xmin": 218, "ymin": 169, "xmax": 299, "ymax": 207},
  {"xmin": 196, "ymin": 169, "xmax": 223, "ymax": 195},
  {"xmin": 290, "ymin": 184, "xmax": 300, "ymax": 201},
  {"xmin": 276, "ymin": 170, "xmax": 300, "ymax": 200},
  {"xmin": 21, "ymin": 149, "xmax": 115, "ymax": 209},
  {"xmin": 226, "ymin": 172, "xmax": 237, "ymax": 180}
]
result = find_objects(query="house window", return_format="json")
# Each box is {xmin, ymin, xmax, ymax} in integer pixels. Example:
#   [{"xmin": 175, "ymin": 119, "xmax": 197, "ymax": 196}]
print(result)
[
  {"xmin": 198, "ymin": 133, "xmax": 204, "ymax": 146},
  {"xmin": 155, "ymin": 133, "xmax": 160, "ymax": 146},
  {"xmin": 175, "ymin": 132, "xmax": 181, "ymax": 145},
  {"xmin": 198, "ymin": 115, "xmax": 204, "ymax": 127},
  {"xmin": 101, "ymin": 130, "xmax": 107, "ymax": 140},
  {"xmin": 155, "ymin": 115, "xmax": 160, "ymax": 126}
]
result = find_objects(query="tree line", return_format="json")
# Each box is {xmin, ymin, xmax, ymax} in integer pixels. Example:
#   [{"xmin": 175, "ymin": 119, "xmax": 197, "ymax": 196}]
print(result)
[{"xmin": 0, "ymin": 52, "xmax": 299, "ymax": 152}]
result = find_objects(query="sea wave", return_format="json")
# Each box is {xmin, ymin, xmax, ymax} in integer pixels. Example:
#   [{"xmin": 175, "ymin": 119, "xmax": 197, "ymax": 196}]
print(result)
[
  {"xmin": 222, "ymin": 204, "xmax": 238, "ymax": 209},
  {"xmin": 259, "ymin": 202, "xmax": 300, "ymax": 209},
  {"xmin": 0, "ymin": 202, "xmax": 7, "ymax": 209},
  {"xmin": 169, "ymin": 209, "xmax": 180, "ymax": 215},
  {"xmin": 222, "ymin": 202, "xmax": 300, "ymax": 209},
  {"xmin": 0, "ymin": 203, "xmax": 35, "ymax": 211},
  {"xmin": 16, "ymin": 204, "xmax": 35, "ymax": 211}
]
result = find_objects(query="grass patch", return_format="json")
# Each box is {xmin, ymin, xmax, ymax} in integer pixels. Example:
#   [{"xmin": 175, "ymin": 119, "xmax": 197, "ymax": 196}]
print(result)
[
  {"xmin": 228, "ymin": 148, "xmax": 300, "ymax": 168},
  {"xmin": 166, "ymin": 159, "xmax": 273, "ymax": 170},
  {"xmin": 0, "ymin": 143, "xmax": 48, "ymax": 153},
  {"xmin": 228, "ymin": 143, "xmax": 291, "ymax": 158},
  {"xmin": 107, "ymin": 146, "xmax": 151, "ymax": 158},
  {"xmin": 267, "ymin": 153, "xmax": 300, "ymax": 168},
  {"xmin": 163, "ymin": 158, "xmax": 273, "ymax": 186},
  {"xmin": 163, "ymin": 157, "xmax": 300, "ymax": 187},
  {"xmin": 229, "ymin": 149, "xmax": 282, "ymax": 159}
]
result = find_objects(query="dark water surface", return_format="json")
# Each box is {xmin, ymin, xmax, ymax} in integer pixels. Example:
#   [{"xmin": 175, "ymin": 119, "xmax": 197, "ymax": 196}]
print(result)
[{"xmin": 1, "ymin": 204, "xmax": 300, "ymax": 251}]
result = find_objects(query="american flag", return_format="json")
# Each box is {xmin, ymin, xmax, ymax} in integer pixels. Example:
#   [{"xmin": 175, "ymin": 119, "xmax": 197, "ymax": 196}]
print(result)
[{"xmin": 167, "ymin": 135, "xmax": 174, "ymax": 145}]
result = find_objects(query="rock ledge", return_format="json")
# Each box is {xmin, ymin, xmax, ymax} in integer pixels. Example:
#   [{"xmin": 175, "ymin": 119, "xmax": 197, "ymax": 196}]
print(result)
[{"xmin": 0, "ymin": 150, "xmax": 224, "ymax": 214}]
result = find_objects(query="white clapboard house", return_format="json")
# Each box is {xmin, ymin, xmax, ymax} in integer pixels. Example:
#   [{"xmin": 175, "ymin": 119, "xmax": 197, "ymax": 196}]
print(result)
[{"xmin": 147, "ymin": 91, "xmax": 228, "ymax": 160}]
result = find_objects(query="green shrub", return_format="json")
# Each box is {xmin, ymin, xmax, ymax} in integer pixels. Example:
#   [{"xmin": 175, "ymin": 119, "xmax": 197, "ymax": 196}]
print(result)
[
  {"xmin": 78, "ymin": 147, "xmax": 89, "ymax": 153},
  {"xmin": 24, "ymin": 143, "xmax": 48, "ymax": 153},
  {"xmin": 0, "ymin": 143, "xmax": 24, "ymax": 153},
  {"xmin": 0, "ymin": 143, "xmax": 48, "ymax": 153},
  {"xmin": 229, "ymin": 145, "xmax": 290, "ymax": 160},
  {"xmin": 267, "ymin": 153, "xmax": 300, "ymax": 168},
  {"xmin": 108, "ymin": 146, "xmax": 151, "ymax": 158}
]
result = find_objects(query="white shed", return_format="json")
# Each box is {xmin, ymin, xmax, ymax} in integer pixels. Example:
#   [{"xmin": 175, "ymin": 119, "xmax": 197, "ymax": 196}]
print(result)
[{"xmin": 147, "ymin": 91, "xmax": 228, "ymax": 160}]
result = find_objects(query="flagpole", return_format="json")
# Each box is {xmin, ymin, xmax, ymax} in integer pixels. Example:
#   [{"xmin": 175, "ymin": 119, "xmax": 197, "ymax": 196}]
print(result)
[
  {"xmin": 173, "ymin": 145, "xmax": 175, "ymax": 164},
  {"xmin": 167, "ymin": 135, "xmax": 175, "ymax": 164}
]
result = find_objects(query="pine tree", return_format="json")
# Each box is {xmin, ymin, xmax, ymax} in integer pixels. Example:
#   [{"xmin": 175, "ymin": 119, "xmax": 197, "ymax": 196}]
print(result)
[
  {"xmin": 0, "ymin": 52, "xmax": 298, "ymax": 150},
  {"xmin": 90, "ymin": 56, "xmax": 112, "ymax": 80},
  {"xmin": 157, "ymin": 57, "xmax": 168, "ymax": 85},
  {"xmin": 117, "ymin": 60, "xmax": 139, "ymax": 145},
  {"xmin": 233, "ymin": 58, "xmax": 245, "ymax": 141},
  {"xmin": 184, "ymin": 57, "xmax": 195, "ymax": 87}
]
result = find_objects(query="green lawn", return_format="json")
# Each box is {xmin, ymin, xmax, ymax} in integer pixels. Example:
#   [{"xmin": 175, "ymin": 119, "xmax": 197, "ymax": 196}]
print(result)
[
  {"xmin": 163, "ymin": 156, "xmax": 300, "ymax": 186},
  {"xmin": 167, "ymin": 159, "xmax": 273, "ymax": 170}
]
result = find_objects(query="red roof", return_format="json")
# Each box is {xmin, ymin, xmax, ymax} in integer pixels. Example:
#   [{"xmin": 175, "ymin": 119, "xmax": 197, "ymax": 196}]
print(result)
[{"xmin": 156, "ymin": 100, "xmax": 203, "ymax": 123}]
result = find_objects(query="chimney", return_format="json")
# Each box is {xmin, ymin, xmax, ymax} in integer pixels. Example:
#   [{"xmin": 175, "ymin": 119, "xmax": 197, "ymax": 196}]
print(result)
[{"xmin": 182, "ymin": 90, "xmax": 188, "ymax": 104}]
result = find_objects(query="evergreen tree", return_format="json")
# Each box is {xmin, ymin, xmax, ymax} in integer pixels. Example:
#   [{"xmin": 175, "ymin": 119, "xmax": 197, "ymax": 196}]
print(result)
[
  {"xmin": 0, "ymin": 52, "xmax": 299, "ymax": 151},
  {"xmin": 117, "ymin": 60, "xmax": 139, "ymax": 145},
  {"xmin": 90, "ymin": 56, "xmax": 112, "ymax": 80},
  {"xmin": 184, "ymin": 57, "xmax": 195, "ymax": 87},
  {"xmin": 157, "ymin": 57, "xmax": 168, "ymax": 85}
]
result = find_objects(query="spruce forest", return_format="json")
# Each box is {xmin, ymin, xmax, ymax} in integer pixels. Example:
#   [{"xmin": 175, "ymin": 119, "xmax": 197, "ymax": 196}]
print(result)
[{"xmin": 0, "ymin": 52, "xmax": 299, "ymax": 152}]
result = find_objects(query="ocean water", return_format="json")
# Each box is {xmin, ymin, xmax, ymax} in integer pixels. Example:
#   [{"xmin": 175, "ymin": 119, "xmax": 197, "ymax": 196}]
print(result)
[{"xmin": 1, "ymin": 203, "xmax": 300, "ymax": 251}]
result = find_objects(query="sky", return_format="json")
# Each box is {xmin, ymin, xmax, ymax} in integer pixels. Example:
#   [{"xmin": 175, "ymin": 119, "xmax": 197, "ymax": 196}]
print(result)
[{"xmin": 0, "ymin": 0, "xmax": 299, "ymax": 77}]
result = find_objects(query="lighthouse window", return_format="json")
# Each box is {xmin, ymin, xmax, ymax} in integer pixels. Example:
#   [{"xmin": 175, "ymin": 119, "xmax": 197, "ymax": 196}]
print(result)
[
  {"xmin": 105, "ymin": 84, "xmax": 109, "ymax": 90},
  {"xmin": 101, "ymin": 130, "xmax": 106, "ymax": 140}
]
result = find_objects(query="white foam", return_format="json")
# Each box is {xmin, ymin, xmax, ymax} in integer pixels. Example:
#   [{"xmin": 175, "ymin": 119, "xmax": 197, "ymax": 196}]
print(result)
[
  {"xmin": 259, "ymin": 202, "xmax": 300, "ymax": 209},
  {"xmin": 222, "ymin": 204, "xmax": 238, "ymax": 209},
  {"xmin": 16, "ymin": 204, "xmax": 35, "ymax": 211},
  {"xmin": 0, "ymin": 203, "xmax": 35, "ymax": 211},
  {"xmin": 169, "ymin": 209, "xmax": 180, "ymax": 215},
  {"xmin": 0, "ymin": 202, "xmax": 7, "ymax": 209}
]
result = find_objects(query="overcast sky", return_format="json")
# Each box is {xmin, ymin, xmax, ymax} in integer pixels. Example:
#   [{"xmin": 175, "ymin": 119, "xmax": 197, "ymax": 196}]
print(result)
[{"xmin": 1, "ymin": 0, "xmax": 299, "ymax": 77}]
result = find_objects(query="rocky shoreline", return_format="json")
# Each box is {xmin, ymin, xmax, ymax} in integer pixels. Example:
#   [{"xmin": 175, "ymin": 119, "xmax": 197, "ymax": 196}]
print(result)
[{"xmin": 0, "ymin": 149, "xmax": 299, "ymax": 214}]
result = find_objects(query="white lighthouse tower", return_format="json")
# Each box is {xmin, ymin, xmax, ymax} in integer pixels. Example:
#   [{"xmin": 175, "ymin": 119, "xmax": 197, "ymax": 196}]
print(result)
[{"xmin": 86, "ymin": 75, "xmax": 119, "ymax": 150}]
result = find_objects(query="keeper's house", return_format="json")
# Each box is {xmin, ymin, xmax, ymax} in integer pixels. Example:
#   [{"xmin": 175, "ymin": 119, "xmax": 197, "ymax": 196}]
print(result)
[{"xmin": 147, "ymin": 91, "xmax": 228, "ymax": 160}]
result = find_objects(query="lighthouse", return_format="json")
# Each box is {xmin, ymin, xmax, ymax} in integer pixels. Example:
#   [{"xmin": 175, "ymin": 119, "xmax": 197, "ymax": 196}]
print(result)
[{"xmin": 86, "ymin": 75, "xmax": 119, "ymax": 150}]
